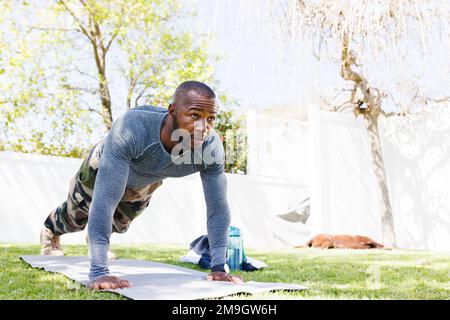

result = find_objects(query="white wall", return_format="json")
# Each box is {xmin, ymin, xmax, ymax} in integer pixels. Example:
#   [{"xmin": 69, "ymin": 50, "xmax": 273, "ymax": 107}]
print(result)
[
  {"xmin": 380, "ymin": 108, "xmax": 450, "ymax": 251},
  {"xmin": 308, "ymin": 106, "xmax": 383, "ymax": 242},
  {"xmin": 246, "ymin": 109, "xmax": 309, "ymax": 184},
  {"xmin": 0, "ymin": 152, "xmax": 84, "ymax": 244},
  {"xmin": 308, "ymin": 106, "xmax": 450, "ymax": 252},
  {"xmin": 0, "ymin": 151, "xmax": 310, "ymax": 249},
  {"xmin": 2, "ymin": 105, "xmax": 448, "ymax": 252}
]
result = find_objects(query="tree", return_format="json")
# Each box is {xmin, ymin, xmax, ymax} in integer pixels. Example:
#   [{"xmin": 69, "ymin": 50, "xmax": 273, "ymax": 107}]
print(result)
[
  {"xmin": 0, "ymin": 0, "xmax": 218, "ymax": 156},
  {"xmin": 215, "ymin": 108, "xmax": 247, "ymax": 174},
  {"xmin": 0, "ymin": 1, "xmax": 67, "ymax": 154},
  {"xmin": 53, "ymin": 0, "xmax": 217, "ymax": 129},
  {"xmin": 281, "ymin": 0, "xmax": 450, "ymax": 246}
]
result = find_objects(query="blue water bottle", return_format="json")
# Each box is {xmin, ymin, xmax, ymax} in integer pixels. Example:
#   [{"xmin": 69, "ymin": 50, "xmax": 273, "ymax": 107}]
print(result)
[{"xmin": 226, "ymin": 226, "xmax": 243, "ymax": 271}]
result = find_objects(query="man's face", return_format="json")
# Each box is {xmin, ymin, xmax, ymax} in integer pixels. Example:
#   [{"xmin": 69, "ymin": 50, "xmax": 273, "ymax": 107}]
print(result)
[{"xmin": 170, "ymin": 91, "xmax": 218, "ymax": 149}]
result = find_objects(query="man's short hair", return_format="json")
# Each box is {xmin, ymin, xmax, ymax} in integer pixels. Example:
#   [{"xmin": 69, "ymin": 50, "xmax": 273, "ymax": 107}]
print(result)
[{"xmin": 173, "ymin": 81, "xmax": 216, "ymax": 102}]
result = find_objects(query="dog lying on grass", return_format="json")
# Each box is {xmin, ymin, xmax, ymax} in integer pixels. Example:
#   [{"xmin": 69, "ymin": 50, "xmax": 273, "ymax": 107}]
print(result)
[{"xmin": 296, "ymin": 234, "xmax": 385, "ymax": 249}]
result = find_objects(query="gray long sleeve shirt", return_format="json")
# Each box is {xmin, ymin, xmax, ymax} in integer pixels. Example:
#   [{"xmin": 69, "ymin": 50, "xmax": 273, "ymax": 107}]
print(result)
[{"xmin": 87, "ymin": 106, "xmax": 230, "ymax": 281}]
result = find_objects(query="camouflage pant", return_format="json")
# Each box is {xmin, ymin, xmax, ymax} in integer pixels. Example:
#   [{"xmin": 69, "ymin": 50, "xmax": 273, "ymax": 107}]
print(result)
[{"xmin": 44, "ymin": 142, "xmax": 163, "ymax": 236}]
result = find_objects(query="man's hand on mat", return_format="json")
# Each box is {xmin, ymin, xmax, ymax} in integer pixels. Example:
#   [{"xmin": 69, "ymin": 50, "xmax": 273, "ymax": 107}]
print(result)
[
  {"xmin": 87, "ymin": 275, "xmax": 132, "ymax": 290},
  {"xmin": 206, "ymin": 271, "xmax": 244, "ymax": 283}
]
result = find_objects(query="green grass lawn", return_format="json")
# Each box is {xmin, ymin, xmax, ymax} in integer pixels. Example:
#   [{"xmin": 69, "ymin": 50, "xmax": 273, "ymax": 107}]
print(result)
[{"xmin": 1, "ymin": 243, "xmax": 449, "ymax": 300}]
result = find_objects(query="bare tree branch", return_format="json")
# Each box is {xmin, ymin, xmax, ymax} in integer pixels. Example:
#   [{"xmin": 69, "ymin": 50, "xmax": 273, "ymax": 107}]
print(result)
[
  {"xmin": 62, "ymin": 84, "xmax": 99, "ymax": 95},
  {"xmin": 74, "ymin": 68, "xmax": 97, "ymax": 80},
  {"xmin": 87, "ymin": 107, "xmax": 103, "ymax": 116},
  {"xmin": 425, "ymin": 96, "xmax": 450, "ymax": 104},
  {"xmin": 56, "ymin": 0, "xmax": 93, "ymax": 42},
  {"xmin": 334, "ymin": 99, "xmax": 354, "ymax": 112},
  {"xmin": 93, "ymin": 22, "xmax": 106, "ymax": 54},
  {"xmin": 135, "ymin": 86, "xmax": 150, "ymax": 107},
  {"xmin": 29, "ymin": 26, "xmax": 79, "ymax": 32},
  {"xmin": 105, "ymin": 31, "xmax": 118, "ymax": 52},
  {"xmin": 126, "ymin": 77, "xmax": 137, "ymax": 110}
]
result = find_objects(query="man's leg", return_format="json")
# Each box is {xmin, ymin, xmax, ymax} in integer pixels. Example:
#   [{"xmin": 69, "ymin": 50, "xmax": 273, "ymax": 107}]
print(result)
[
  {"xmin": 41, "ymin": 175, "xmax": 92, "ymax": 255},
  {"xmin": 112, "ymin": 180, "xmax": 163, "ymax": 234},
  {"xmin": 41, "ymin": 143, "xmax": 102, "ymax": 255},
  {"xmin": 87, "ymin": 180, "xmax": 163, "ymax": 260}
]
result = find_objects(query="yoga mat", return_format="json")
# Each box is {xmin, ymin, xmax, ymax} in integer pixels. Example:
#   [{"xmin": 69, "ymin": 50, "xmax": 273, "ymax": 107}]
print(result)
[{"xmin": 20, "ymin": 255, "xmax": 307, "ymax": 300}]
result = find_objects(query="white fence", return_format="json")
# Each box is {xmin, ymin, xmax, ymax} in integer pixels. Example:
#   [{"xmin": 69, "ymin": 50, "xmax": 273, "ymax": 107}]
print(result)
[
  {"xmin": 308, "ymin": 106, "xmax": 450, "ymax": 252},
  {"xmin": 1, "ymin": 105, "xmax": 449, "ymax": 252},
  {"xmin": 246, "ymin": 109, "xmax": 309, "ymax": 184},
  {"xmin": 0, "ymin": 151, "xmax": 310, "ymax": 249}
]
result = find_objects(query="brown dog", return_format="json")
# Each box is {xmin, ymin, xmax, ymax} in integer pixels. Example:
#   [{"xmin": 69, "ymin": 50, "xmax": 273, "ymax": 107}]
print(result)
[{"xmin": 296, "ymin": 234, "xmax": 385, "ymax": 249}]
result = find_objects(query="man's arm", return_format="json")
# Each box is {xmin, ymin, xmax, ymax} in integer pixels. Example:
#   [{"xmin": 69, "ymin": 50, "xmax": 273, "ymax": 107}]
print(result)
[
  {"xmin": 200, "ymin": 168, "xmax": 230, "ymax": 270},
  {"xmin": 200, "ymin": 167, "xmax": 243, "ymax": 283},
  {"xmin": 87, "ymin": 114, "xmax": 140, "ymax": 286},
  {"xmin": 87, "ymin": 150, "xmax": 129, "ymax": 281},
  {"xmin": 200, "ymin": 134, "xmax": 243, "ymax": 283}
]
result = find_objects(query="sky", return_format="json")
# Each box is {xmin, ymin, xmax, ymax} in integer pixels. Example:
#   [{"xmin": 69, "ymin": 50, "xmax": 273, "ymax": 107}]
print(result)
[
  {"xmin": 4, "ymin": 0, "xmax": 450, "ymax": 137},
  {"xmin": 191, "ymin": 0, "xmax": 317, "ymax": 109},
  {"xmin": 189, "ymin": 0, "xmax": 450, "ymax": 112},
  {"xmin": 11, "ymin": 0, "xmax": 448, "ymax": 114}
]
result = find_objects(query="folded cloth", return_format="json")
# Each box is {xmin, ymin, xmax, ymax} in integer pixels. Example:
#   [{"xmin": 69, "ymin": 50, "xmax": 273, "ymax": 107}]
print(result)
[
  {"xmin": 179, "ymin": 249, "xmax": 202, "ymax": 264},
  {"xmin": 180, "ymin": 235, "xmax": 267, "ymax": 272}
]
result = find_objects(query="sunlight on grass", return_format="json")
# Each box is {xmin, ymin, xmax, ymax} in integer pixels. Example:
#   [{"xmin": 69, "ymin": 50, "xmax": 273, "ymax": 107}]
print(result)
[{"xmin": 1, "ymin": 243, "xmax": 449, "ymax": 300}]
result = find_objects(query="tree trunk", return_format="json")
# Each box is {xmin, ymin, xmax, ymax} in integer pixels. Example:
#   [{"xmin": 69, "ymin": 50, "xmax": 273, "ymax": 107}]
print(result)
[
  {"xmin": 98, "ymin": 68, "xmax": 113, "ymax": 130},
  {"xmin": 126, "ymin": 90, "xmax": 132, "ymax": 111},
  {"xmin": 90, "ymin": 19, "xmax": 113, "ymax": 130},
  {"xmin": 363, "ymin": 114, "xmax": 397, "ymax": 247},
  {"xmin": 57, "ymin": 0, "xmax": 113, "ymax": 130},
  {"xmin": 126, "ymin": 78, "xmax": 137, "ymax": 111},
  {"xmin": 340, "ymin": 34, "xmax": 397, "ymax": 247}
]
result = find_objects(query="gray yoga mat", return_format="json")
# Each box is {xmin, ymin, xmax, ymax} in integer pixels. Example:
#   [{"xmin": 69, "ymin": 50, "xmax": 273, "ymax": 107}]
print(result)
[{"xmin": 20, "ymin": 255, "xmax": 307, "ymax": 300}]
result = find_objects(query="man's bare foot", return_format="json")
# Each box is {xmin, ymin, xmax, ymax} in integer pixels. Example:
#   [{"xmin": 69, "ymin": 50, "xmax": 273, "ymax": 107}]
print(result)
[
  {"xmin": 206, "ymin": 271, "xmax": 244, "ymax": 283},
  {"xmin": 40, "ymin": 227, "xmax": 64, "ymax": 256},
  {"xmin": 87, "ymin": 275, "xmax": 131, "ymax": 290}
]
